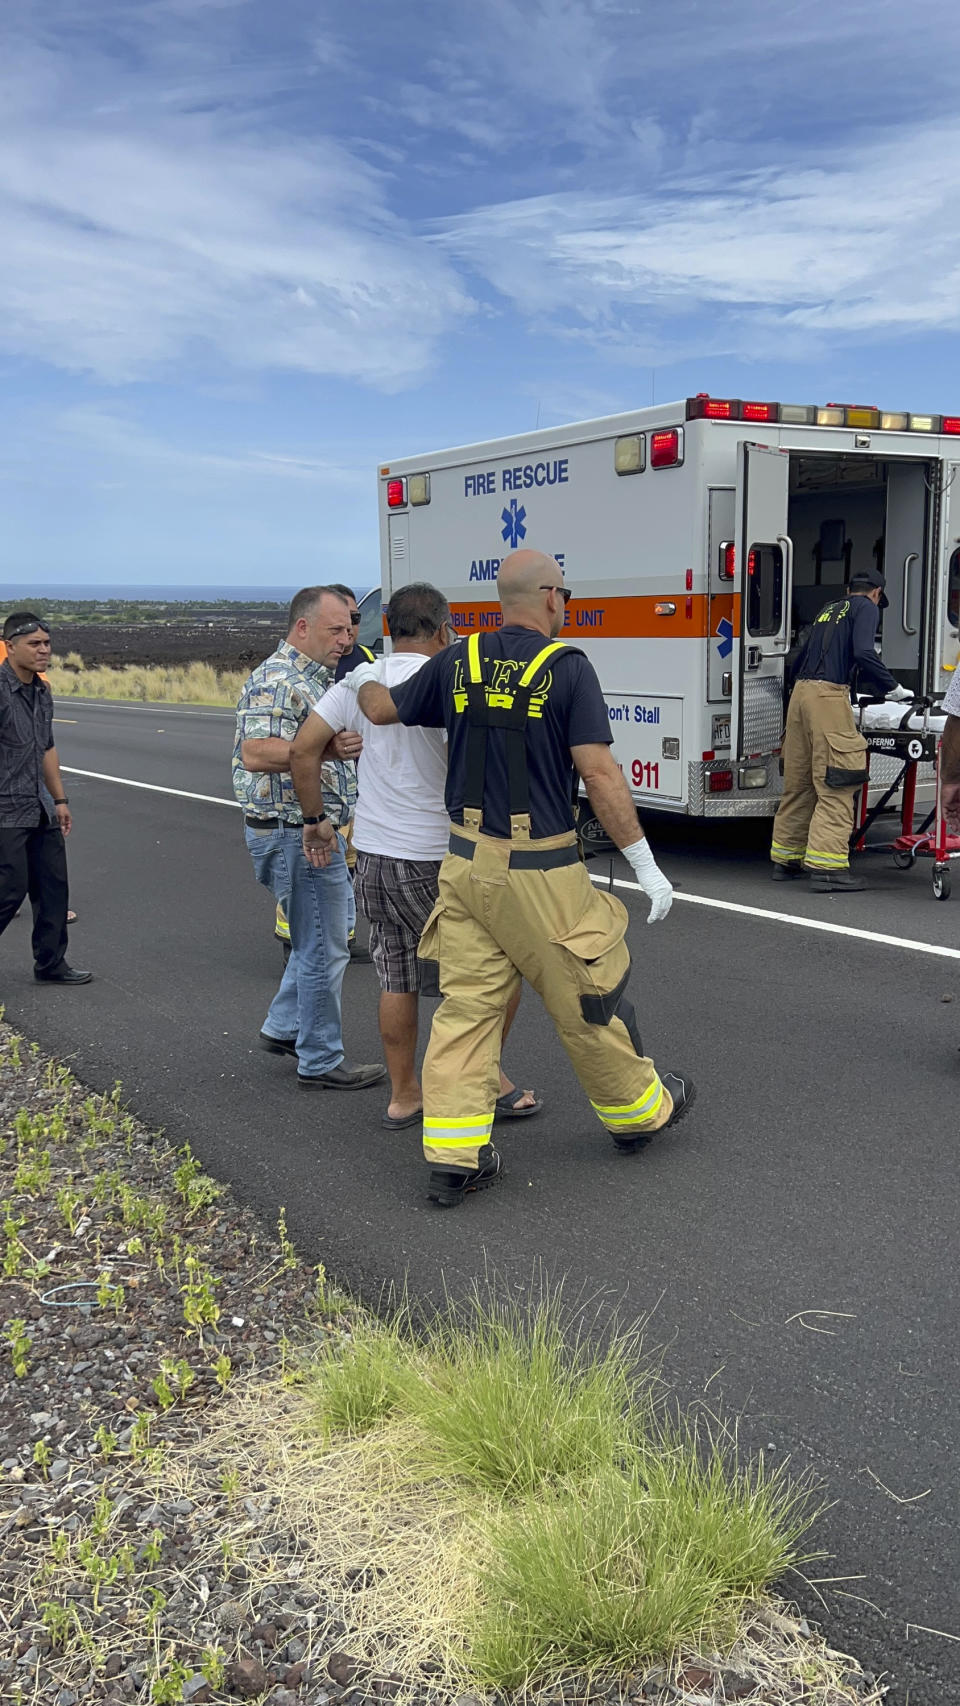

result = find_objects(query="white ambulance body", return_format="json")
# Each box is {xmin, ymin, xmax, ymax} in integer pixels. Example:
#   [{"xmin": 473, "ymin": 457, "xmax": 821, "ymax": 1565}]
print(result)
[{"xmin": 376, "ymin": 397, "xmax": 960, "ymax": 816}]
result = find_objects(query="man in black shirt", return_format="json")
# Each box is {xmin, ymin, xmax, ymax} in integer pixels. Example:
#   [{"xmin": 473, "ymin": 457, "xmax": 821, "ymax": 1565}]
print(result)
[
  {"xmin": 0, "ymin": 613, "xmax": 92, "ymax": 984},
  {"xmin": 771, "ymin": 566, "xmax": 910, "ymax": 892},
  {"xmin": 346, "ymin": 550, "xmax": 694, "ymax": 1206}
]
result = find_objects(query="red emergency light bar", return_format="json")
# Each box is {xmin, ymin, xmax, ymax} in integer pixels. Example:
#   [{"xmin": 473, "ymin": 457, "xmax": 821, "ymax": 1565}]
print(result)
[
  {"xmin": 686, "ymin": 396, "xmax": 778, "ymax": 423},
  {"xmin": 685, "ymin": 395, "xmax": 958, "ymax": 432}
]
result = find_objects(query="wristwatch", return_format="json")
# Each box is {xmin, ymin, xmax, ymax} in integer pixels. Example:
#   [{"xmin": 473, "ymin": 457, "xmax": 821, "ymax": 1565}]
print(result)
[
  {"xmin": 53, "ymin": 797, "xmax": 69, "ymax": 805},
  {"xmin": 301, "ymin": 813, "xmax": 327, "ymax": 825}
]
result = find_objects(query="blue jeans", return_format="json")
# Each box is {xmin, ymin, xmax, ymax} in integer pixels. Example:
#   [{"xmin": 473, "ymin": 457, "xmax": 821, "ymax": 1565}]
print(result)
[{"xmin": 245, "ymin": 823, "xmax": 351, "ymax": 1076}]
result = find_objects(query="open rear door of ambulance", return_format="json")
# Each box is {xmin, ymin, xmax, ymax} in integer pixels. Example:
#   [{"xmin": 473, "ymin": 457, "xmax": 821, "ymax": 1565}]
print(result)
[{"xmin": 732, "ymin": 441, "xmax": 792, "ymax": 763}]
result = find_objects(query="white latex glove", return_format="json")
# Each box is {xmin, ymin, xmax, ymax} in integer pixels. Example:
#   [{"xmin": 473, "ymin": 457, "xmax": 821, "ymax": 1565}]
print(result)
[
  {"xmin": 621, "ymin": 837, "xmax": 674, "ymax": 923},
  {"xmin": 886, "ymin": 682, "xmax": 913, "ymax": 702},
  {"xmin": 341, "ymin": 660, "xmax": 382, "ymax": 692}
]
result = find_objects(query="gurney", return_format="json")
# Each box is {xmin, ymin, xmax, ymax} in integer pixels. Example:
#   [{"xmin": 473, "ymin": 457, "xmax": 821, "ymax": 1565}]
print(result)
[{"xmin": 852, "ymin": 696, "xmax": 960, "ymax": 897}]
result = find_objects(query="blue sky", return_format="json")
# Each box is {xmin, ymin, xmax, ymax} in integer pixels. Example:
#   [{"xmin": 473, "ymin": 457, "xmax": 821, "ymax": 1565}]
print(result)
[{"xmin": 3, "ymin": 0, "xmax": 960, "ymax": 591}]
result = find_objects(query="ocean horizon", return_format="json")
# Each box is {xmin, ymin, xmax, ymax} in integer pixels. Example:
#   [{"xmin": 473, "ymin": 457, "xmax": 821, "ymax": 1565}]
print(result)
[{"xmin": 0, "ymin": 582, "xmax": 374, "ymax": 604}]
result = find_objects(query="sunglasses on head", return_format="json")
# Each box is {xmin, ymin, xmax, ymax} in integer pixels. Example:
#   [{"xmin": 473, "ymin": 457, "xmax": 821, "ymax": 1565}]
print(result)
[
  {"xmin": 539, "ymin": 584, "xmax": 571, "ymax": 605},
  {"xmin": 6, "ymin": 621, "xmax": 50, "ymax": 641}
]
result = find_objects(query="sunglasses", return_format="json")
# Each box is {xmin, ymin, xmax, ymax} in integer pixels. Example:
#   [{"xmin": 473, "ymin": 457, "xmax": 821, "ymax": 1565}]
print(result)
[
  {"xmin": 348, "ymin": 612, "xmax": 362, "ymax": 624},
  {"xmin": 5, "ymin": 621, "xmax": 51, "ymax": 641},
  {"xmin": 539, "ymin": 584, "xmax": 571, "ymax": 604}
]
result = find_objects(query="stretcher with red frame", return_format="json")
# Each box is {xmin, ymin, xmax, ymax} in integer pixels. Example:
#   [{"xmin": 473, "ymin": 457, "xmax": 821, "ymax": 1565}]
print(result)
[{"xmin": 852, "ymin": 697, "xmax": 960, "ymax": 898}]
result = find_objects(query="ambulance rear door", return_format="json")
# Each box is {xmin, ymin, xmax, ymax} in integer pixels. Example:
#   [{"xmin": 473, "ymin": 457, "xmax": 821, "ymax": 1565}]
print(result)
[
  {"xmin": 935, "ymin": 456, "xmax": 960, "ymax": 688},
  {"xmin": 732, "ymin": 441, "xmax": 792, "ymax": 762}
]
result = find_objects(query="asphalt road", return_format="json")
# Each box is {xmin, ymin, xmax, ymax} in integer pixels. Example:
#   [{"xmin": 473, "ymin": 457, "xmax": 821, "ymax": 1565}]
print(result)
[{"xmin": 4, "ymin": 697, "xmax": 960, "ymax": 1704}]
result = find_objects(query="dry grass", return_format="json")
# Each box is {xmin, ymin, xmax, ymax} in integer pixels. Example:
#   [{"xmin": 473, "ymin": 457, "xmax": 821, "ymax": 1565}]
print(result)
[
  {"xmin": 46, "ymin": 656, "xmax": 247, "ymax": 706},
  {"xmin": 169, "ymin": 1372, "xmax": 883, "ymax": 1706}
]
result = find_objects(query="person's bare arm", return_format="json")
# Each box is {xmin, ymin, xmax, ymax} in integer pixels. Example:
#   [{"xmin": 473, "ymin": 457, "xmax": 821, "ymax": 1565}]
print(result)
[
  {"xmin": 571, "ymin": 743, "xmax": 646, "ymax": 849},
  {"xmin": 356, "ymin": 682, "xmax": 401, "ymax": 726},
  {"xmin": 42, "ymin": 748, "xmax": 72, "ymax": 836},
  {"xmin": 572, "ymin": 743, "xmax": 673, "ymax": 922},
  {"xmin": 941, "ymin": 714, "xmax": 960, "ymax": 830},
  {"xmin": 241, "ymin": 736, "xmax": 291, "ymax": 773},
  {"xmin": 289, "ymin": 716, "xmax": 335, "ymax": 819}
]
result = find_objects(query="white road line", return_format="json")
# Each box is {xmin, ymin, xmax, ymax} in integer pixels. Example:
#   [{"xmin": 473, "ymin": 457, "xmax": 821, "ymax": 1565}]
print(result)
[
  {"xmin": 54, "ymin": 699, "xmax": 234, "ymax": 719},
  {"xmin": 590, "ymin": 870, "xmax": 960, "ymax": 961},
  {"xmin": 56, "ymin": 766, "xmax": 960, "ymax": 961},
  {"xmin": 61, "ymin": 768, "xmax": 239, "ymax": 809}
]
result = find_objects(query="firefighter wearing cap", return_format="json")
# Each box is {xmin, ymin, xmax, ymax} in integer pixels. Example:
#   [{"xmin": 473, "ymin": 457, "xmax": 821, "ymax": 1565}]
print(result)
[
  {"xmin": 340, "ymin": 549, "xmax": 696, "ymax": 1207},
  {"xmin": 771, "ymin": 566, "xmax": 911, "ymax": 893}
]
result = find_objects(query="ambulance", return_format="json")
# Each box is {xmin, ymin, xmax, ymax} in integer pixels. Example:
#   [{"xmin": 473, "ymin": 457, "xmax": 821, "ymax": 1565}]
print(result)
[{"xmin": 375, "ymin": 397, "xmax": 960, "ymax": 817}]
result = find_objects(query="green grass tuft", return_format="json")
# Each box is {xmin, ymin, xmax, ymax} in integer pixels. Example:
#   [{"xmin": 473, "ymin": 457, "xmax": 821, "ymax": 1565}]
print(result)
[
  {"xmin": 471, "ymin": 1434, "xmax": 816, "ymax": 1689},
  {"xmin": 406, "ymin": 1290, "xmax": 650, "ymax": 1497},
  {"xmin": 300, "ymin": 1284, "xmax": 821, "ymax": 1690}
]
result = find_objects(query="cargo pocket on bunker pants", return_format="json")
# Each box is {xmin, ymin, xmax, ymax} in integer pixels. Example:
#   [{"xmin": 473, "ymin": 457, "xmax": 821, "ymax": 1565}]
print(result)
[
  {"xmin": 823, "ymin": 730, "xmax": 869, "ymax": 789},
  {"xmin": 416, "ymin": 899, "xmax": 444, "ymax": 999},
  {"xmin": 550, "ymin": 889, "xmax": 636, "ymax": 1034}
]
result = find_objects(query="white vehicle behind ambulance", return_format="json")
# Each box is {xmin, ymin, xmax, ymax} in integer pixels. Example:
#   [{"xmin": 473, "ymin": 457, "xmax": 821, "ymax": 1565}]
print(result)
[{"xmin": 377, "ymin": 396, "xmax": 960, "ymax": 816}]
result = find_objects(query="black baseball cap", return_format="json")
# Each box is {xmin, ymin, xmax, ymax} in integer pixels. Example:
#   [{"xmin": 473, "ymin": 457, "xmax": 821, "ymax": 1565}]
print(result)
[{"xmin": 848, "ymin": 566, "xmax": 888, "ymax": 608}]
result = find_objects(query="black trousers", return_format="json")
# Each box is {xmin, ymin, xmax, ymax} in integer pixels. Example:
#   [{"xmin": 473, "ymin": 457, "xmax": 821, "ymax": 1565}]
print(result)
[{"xmin": 0, "ymin": 814, "xmax": 69, "ymax": 973}]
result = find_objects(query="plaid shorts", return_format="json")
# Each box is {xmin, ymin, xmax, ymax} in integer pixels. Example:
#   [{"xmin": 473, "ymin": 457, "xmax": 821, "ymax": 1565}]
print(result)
[{"xmin": 353, "ymin": 851, "xmax": 443, "ymax": 993}]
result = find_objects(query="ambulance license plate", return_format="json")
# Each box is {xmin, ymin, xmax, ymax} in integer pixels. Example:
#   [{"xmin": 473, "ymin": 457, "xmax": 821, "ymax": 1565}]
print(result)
[{"xmin": 712, "ymin": 714, "xmax": 731, "ymax": 750}]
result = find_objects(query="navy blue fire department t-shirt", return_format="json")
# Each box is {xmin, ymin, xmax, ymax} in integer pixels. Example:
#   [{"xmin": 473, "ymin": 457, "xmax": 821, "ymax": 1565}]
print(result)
[{"xmin": 388, "ymin": 627, "xmax": 612, "ymax": 840}]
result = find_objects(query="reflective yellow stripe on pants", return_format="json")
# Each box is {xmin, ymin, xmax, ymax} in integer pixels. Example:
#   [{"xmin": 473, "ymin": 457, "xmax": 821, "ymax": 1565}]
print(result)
[{"xmin": 417, "ymin": 821, "xmax": 672, "ymax": 1171}]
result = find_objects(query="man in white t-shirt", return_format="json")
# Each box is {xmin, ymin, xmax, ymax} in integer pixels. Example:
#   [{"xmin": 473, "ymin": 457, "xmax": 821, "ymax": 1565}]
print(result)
[
  {"xmin": 940, "ymin": 663, "xmax": 960, "ymax": 832},
  {"xmin": 290, "ymin": 582, "xmax": 540, "ymax": 1130}
]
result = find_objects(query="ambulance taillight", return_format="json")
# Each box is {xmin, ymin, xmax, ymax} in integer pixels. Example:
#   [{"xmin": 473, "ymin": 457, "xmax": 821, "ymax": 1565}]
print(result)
[
  {"xmin": 719, "ymin": 542, "xmax": 735, "ymax": 580},
  {"xmin": 650, "ymin": 428, "xmax": 683, "ymax": 468}
]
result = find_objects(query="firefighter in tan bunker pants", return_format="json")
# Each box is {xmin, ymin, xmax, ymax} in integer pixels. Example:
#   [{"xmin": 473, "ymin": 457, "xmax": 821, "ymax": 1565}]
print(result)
[
  {"xmin": 345, "ymin": 550, "xmax": 696, "ymax": 1206},
  {"xmin": 770, "ymin": 566, "xmax": 911, "ymax": 894}
]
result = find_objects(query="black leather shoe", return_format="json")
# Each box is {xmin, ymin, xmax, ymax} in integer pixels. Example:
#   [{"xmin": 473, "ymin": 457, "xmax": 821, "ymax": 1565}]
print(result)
[
  {"xmin": 34, "ymin": 964, "xmax": 93, "ymax": 985},
  {"xmin": 259, "ymin": 1032, "xmax": 298, "ymax": 1056},
  {"xmin": 770, "ymin": 864, "xmax": 804, "ymax": 881},
  {"xmin": 297, "ymin": 1062, "xmax": 386, "ymax": 1090},
  {"xmin": 348, "ymin": 937, "xmax": 372, "ymax": 963},
  {"xmin": 613, "ymin": 1071, "xmax": 696, "ymax": 1152},
  {"xmin": 428, "ymin": 1143, "xmax": 503, "ymax": 1207},
  {"xmin": 808, "ymin": 871, "xmax": 868, "ymax": 892}
]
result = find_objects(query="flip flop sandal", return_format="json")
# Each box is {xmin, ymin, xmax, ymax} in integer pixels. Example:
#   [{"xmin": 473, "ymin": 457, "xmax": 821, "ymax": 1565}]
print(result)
[
  {"xmin": 381, "ymin": 1108, "xmax": 424, "ymax": 1130},
  {"xmin": 67, "ymin": 910, "xmax": 78, "ymax": 924},
  {"xmin": 495, "ymin": 1088, "xmax": 543, "ymax": 1120}
]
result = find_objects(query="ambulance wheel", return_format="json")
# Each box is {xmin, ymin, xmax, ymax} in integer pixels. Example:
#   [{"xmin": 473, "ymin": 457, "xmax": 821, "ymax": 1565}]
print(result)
[
  {"xmin": 892, "ymin": 850, "xmax": 914, "ymax": 870},
  {"xmin": 933, "ymin": 864, "xmax": 951, "ymax": 901}
]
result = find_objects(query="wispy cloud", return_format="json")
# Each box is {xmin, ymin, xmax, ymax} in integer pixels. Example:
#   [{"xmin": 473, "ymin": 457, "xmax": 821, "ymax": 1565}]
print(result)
[
  {"xmin": 435, "ymin": 120, "xmax": 960, "ymax": 358},
  {"xmin": 53, "ymin": 405, "xmax": 370, "ymax": 489},
  {"xmin": 0, "ymin": 16, "xmax": 471, "ymax": 386}
]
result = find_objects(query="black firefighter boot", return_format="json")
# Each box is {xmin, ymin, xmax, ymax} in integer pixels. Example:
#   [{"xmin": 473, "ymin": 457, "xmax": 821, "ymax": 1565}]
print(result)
[{"xmin": 808, "ymin": 869, "xmax": 868, "ymax": 893}]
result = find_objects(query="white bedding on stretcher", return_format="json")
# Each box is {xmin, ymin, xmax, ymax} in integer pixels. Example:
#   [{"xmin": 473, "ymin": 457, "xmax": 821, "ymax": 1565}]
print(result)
[{"xmin": 855, "ymin": 702, "xmax": 948, "ymax": 734}]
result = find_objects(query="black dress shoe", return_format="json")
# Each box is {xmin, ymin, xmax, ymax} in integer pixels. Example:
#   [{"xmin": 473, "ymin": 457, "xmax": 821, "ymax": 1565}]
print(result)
[
  {"xmin": 348, "ymin": 937, "xmax": 372, "ymax": 963},
  {"xmin": 34, "ymin": 964, "xmax": 93, "ymax": 985},
  {"xmin": 297, "ymin": 1062, "xmax": 387, "ymax": 1091}
]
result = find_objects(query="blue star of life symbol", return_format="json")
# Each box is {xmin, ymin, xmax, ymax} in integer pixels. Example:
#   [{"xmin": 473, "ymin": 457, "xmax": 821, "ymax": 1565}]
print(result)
[
  {"xmin": 501, "ymin": 499, "xmax": 527, "ymax": 548},
  {"xmin": 716, "ymin": 617, "xmax": 733, "ymax": 659}
]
